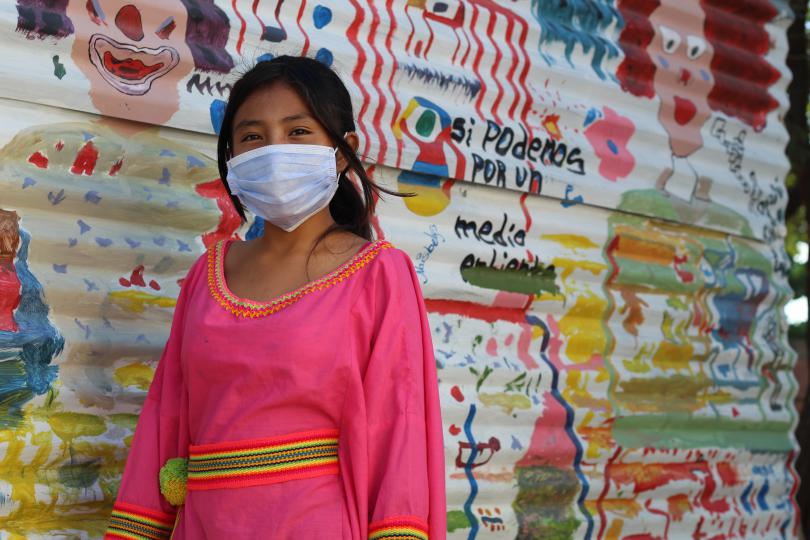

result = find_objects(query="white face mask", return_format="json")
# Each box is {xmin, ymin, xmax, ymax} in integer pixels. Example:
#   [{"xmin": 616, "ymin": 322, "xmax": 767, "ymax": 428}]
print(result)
[{"xmin": 226, "ymin": 143, "xmax": 339, "ymax": 232}]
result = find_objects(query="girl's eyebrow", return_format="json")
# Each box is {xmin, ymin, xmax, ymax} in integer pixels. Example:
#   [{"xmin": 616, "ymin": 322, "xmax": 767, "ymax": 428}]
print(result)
[
  {"xmin": 282, "ymin": 113, "xmax": 313, "ymax": 122},
  {"xmin": 233, "ymin": 119, "xmax": 263, "ymax": 131}
]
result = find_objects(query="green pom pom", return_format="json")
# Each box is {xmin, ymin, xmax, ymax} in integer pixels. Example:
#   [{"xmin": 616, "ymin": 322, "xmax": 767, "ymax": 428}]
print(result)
[{"xmin": 159, "ymin": 457, "xmax": 188, "ymax": 506}]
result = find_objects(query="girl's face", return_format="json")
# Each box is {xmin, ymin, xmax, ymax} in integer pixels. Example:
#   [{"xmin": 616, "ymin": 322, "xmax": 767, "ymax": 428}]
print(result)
[{"xmin": 231, "ymin": 82, "xmax": 344, "ymax": 162}]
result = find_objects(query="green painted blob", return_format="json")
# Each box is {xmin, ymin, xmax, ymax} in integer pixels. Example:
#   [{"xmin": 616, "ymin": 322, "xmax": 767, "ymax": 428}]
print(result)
[
  {"xmin": 446, "ymin": 510, "xmax": 470, "ymax": 532},
  {"xmin": 58, "ymin": 460, "xmax": 101, "ymax": 489},
  {"xmin": 461, "ymin": 264, "xmax": 560, "ymax": 296},
  {"xmin": 613, "ymin": 414, "xmax": 793, "ymax": 451},
  {"xmin": 415, "ymin": 110, "xmax": 437, "ymax": 137},
  {"xmin": 512, "ymin": 466, "xmax": 580, "ymax": 540}
]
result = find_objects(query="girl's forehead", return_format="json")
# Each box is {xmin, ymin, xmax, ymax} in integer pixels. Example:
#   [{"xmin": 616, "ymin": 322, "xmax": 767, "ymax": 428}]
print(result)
[{"xmin": 235, "ymin": 83, "xmax": 312, "ymax": 119}]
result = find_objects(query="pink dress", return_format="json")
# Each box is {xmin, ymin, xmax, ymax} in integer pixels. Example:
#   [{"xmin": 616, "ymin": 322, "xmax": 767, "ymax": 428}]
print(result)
[{"xmin": 105, "ymin": 239, "xmax": 446, "ymax": 540}]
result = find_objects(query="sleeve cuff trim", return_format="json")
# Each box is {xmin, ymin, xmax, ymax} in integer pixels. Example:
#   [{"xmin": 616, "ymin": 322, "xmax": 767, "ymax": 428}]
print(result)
[
  {"xmin": 105, "ymin": 501, "xmax": 175, "ymax": 540},
  {"xmin": 369, "ymin": 515, "xmax": 429, "ymax": 540}
]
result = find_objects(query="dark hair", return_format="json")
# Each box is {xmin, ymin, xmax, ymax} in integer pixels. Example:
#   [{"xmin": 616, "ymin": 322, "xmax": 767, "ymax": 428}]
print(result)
[{"xmin": 217, "ymin": 55, "xmax": 404, "ymax": 240}]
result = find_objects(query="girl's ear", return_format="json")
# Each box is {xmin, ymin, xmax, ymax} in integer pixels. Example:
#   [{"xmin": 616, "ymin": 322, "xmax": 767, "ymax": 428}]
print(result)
[{"xmin": 336, "ymin": 132, "xmax": 360, "ymax": 174}]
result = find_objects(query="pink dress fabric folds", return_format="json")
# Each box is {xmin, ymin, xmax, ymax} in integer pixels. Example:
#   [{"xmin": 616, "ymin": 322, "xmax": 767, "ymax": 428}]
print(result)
[{"xmin": 105, "ymin": 239, "xmax": 446, "ymax": 540}]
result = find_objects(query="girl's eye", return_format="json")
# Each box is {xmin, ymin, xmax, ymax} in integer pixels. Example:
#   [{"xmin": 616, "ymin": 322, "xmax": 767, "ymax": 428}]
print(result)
[
  {"xmin": 241, "ymin": 134, "xmax": 261, "ymax": 142},
  {"xmin": 290, "ymin": 128, "xmax": 311, "ymax": 136},
  {"xmin": 659, "ymin": 25, "xmax": 681, "ymax": 54}
]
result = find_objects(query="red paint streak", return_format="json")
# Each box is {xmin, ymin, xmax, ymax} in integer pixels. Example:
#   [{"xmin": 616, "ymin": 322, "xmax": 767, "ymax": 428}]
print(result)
[
  {"xmin": 115, "ymin": 4, "xmax": 144, "ymax": 42},
  {"xmin": 596, "ymin": 446, "xmax": 623, "ymax": 540},
  {"xmin": 366, "ymin": 0, "xmax": 389, "ymax": 164},
  {"xmin": 195, "ymin": 179, "xmax": 242, "ymax": 249},
  {"xmin": 516, "ymin": 323, "xmax": 539, "ymax": 369},
  {"xmin": 232, "ymin": 0, "xmax": 247, "ymax": 54},
  {"xmin": 542, "ymin": 113, "xmax": 562, "ymax": 141},
  {"xmin": 128, "ymin": 265, "xmax": 146, "ymax": 287},
  {"xmin": 449, "ymin": 424, "xmax": 461, "ymax": 435},
  {"xmin": 485, "ymin": 337, "xmax": 498, "ymax": 356},
  {"xmin": 519, "ymin": 192, "xmax": 531, "ymax": 232},
  {"xmin": 673, "ymin": 254, "xmax": 694, "ymax": 283},
  {"xmin": 403, "ymin": 5, "xmax": 416, "ymax": 54},
  {"xmin": 155, "ymin": 18, "xmax": 176, "ymax": 39},
  {"xmin": 295, "ymin": 0, "xmax": 310, "ymax": 56},
  {"xmin": 55, "ymin": 141, "xmax": 64, "ymax": 151},
  {"xmin": 251, "ymin": 0, "xmax": 266, "ymax": 33},
  {"xmin": 481, "ymin": 10, "xmax": 504, "ymax": 123},
  {"xmin": 716, "ymin": 462, "xmax": 739, "ymax": 486},
  {"xmin": 71, "ymin": 141, "xmax": 99, "ymax": 176},
  {"xmin": 383, "ymin": 0, "xmax": 404, "ymax": 169},
  {"xmin": 441, "ymin": 179, "xmax": 455, "ymax": 198},
  {"xmin": 467, "ymin": 4, "xmax": 489, "ymax": 122},
  {"xmin": 422, "ymin": 14, "xmax": 435, "ymax": 58},
  {"xmin": 103, "ymin": 51, "xmax": 163, "ymax": 80},
  {"xmin": 644, "ymin": 499, "xmax": 671, "ymax": 539},
  {"xmin": 346, "ymin": 0, "xmax": 373, "ymax": 157},
  {"xmin": 450, "ymin": 385, "xmax": 464, "ymax": 402},
  {"xmin": 148, "ymin": 279, "xmax": 161, "ymax": 291},
  {"xmin": 504, "ymin": 334, "xmax": 514, "ymax": 346},
  {"xmin": 526, "ymin": 250, "xmax": 534, "ymax": 262},
  {"xmin": 425, "ymin": 298, "xmax": 526, "ymax": 324},
  {"xmin": 499, "ymin": 14, "xmax": 522, "ymax": 120},
  {"xmin": 28, "ymin": 151, "xmax": 49, "ymax": 169},
  {"xmin": 108, "ymin": 158, "xmax": 123, "ymax": 176},
  {"xmin": 787, "ymin": 450, "xmax": 801, "ymax": 538}
]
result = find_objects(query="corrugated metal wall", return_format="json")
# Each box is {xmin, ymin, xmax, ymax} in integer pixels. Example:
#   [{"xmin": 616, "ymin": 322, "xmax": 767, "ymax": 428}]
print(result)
[{"xmin": 0, "ymin": 0, "xmax": 799, "ymax": 538}]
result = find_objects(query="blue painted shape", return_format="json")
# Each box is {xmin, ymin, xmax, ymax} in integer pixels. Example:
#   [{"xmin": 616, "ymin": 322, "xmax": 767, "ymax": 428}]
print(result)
[
  {"xmin": 124, "ymin": 237, "xmax": 141, "ymax": 249},
  {"xmin": 177, "ymin": 240, "xmax": 192, "ymax": 252},
  {"xmin": 82, "ymin": 131, "xmax": 93, "ymax": 141},
  {"xmin": 77, "ymin": 220, "xmax": 91, "ymax": 234},
  {"xmin": 262, "ymin": 26, "xmax": 286, "ymax": 42},
  {"xmin": 159, "ymin": 149, "xmax": 176, "ymax": 157},
  {"xmin": 74, "ymin": 319, "xmax": 90, "ymax": 339},
  {"xmin": 257, "ymin": 53, "xmax": 275, "ymax": 63},
  {"xmin": 607, "ymin": 139, "xmax": 618, "ymax": 155},
  {"xmin": 657, "ymin": 55, "xmax": 670, "ymax": 69},
  {"xmin": 187, "ymin": 155, "xmax": 205, "ymax": 169},
  {"xmin": 741, "ymin": 481, "xmax": 754, "ymax": 514},
  {"xmin": 315, "ymin": 47, "xmax": 333, "ymax": 67},
  {"xmin": 166, "ymin": 201, "xmax": 180, "ymax": 209},
  {"xmin": 583, "ymin": 107, "xmax": 600, "ymax": 128},
  {"xmin": 52, "ymin": 264, "xmax": 67, "ymax": 274},
  {"xmin": 22, "ymin": 177, "xmax": 35, "ymax": 189},
  {"xmin": 511, "ymin": 435, "xmax": 523, "ymax": 450},
  {"xmin": 0, "ymin": 228, "xmax": 63, "ymax": 428},
  {"xmin": 210, "ymin": 99, "xmax": 227, "ymax": 135},
  {"xmin": 95, "ymin": 237, "xmax": 112, "ymax": 247},
  {"xmin": 153, "ymin": 236, "xmax": 167, "ymax": 246},
  {"xmin": 462, "ymin": 404, "xmax": 479, "ymax": 539},
  {"xmin": 527, "ymin": 314, "xmax": 594, "ymax": 539},
  {"xmin": 561, "ymin": 184, "xmax": 584, "ymax": 208},
  {"xmin": 246, "ymin": 218, "xmax": 265, "ymax": 240},
  {"xmin": 757, "ymin": 480, "xmax": 770, "ymax": 510},
  {"xmin": 398, "ymin": 169, "xmax": 444, "ymax": 187},
  {"xmin": 83, "ymin": 279, "xmax": 98, "ymax": 292},
  {"xmin": 84, "ymin": 191, "xmax": 102, "ymax": 204},
  {"xmin": 313, "ymin": 5, "xmax": 332, "ymax": 28},
  {"xmin": 67, "ymin": 238, "xmax": 77, "ymax": 247},
  {"xmin": 159, "ymin": 167, "xmax": 171, "ymax": 185}
]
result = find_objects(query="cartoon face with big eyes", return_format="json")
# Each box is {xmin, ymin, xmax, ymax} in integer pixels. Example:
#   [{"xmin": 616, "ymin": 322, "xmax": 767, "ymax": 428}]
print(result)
[
  {"xmin": 66, "ymin": 0, "xmax": 193, "ymax": 124},
  {"xmin": 648, "ymin": 0, "xmax": 714, "ymax": 157}
]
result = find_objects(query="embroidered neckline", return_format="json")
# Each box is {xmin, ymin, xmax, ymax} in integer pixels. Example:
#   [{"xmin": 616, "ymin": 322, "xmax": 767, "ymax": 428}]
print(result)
[{"xmin": 208, "ymin": 239, "xmax": 391, "ymax": 318}]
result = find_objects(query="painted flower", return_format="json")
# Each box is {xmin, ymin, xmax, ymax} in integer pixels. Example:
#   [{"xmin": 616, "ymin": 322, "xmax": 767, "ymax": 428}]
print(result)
[{"xmin": 584, "ymin": 106, "xmax": 636, "ymax": 182}]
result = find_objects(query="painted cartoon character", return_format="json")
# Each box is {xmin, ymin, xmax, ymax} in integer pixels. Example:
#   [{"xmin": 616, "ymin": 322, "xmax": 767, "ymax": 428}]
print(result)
[
  {"xmin": 394, "ymin": 96, "xmax": 465, "ymax": 216},
  {"xmin": 617, "ymin": 0, "xmax": 779, "ymax": 203},
  {"xmin": 0, "ymin": 210, "xmax": 21, "ymax": 332},
  {"xmin": 18, "ymin": 0, "xmax": 233, "ymax": 126}
]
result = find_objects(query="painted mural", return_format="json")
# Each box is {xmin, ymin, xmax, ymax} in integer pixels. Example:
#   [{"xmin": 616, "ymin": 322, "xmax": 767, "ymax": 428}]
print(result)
[{"xmin": 0, "ymin": 0, "xmax": 799, "ymax": 539}]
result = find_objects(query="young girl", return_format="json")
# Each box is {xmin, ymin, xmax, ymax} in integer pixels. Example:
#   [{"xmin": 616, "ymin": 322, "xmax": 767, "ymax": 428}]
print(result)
[{"xmin": 105, "ymin": 56, "xmax": 446, "ymax": 539}]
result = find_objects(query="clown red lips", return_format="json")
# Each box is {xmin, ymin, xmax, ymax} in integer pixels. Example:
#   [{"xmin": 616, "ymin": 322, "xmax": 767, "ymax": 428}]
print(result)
[{"xmin": 88, "ymin": 33, "xmax": 180, "ymax": 96}]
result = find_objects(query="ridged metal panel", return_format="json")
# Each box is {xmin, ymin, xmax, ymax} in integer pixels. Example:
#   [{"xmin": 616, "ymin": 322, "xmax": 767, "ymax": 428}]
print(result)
[{"xmin": 0, "ymin": 0, "xmax": 799, "ymax": 538}]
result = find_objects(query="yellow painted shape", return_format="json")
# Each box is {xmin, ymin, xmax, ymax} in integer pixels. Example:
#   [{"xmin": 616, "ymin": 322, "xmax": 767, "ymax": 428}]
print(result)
[
  {"xmin": 535, "ymin": 291, "xmax": 566, "ymax": 302},
  {"xmin": 108, "ymin": 290, "xmax": 177, "ymax": 313},
  {"xmin": 652, "ymin": 340, "xmax": 694, "ymax": 372},
  {"xmin": 552, "ymin": 257, "xmax": 606, "ymax": 281},
  {"xmin": 557, "ymin": 294, "xmax": 608, "ymax": 364},
  {"xmin": 542, "ymin": 234, "xmax": 599, "ymax": 251},
  {"xmin": 605, "ymin": 518, "xmax": 624, "ymax": 540},
  {"xmin": 48, "ymin": 412, "xmax": 106, "ymax": 442},
  {"xmin": 478, "ymin": 392, "xmax": 532, "ymax": 415},
  {"xmin": 114, "ymin": 362, "xmax": 155, "ymax": 391},
  {"xmin": 618, "ymin": 372, "xmax": 712, "ymax": 413},
  {"xmin": 399, "ymin": 183, "xmax": 451, "ymax": 216}
]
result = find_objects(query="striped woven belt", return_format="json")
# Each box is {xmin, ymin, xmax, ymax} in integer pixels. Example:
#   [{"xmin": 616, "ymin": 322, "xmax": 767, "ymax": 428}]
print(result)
[{"xmin": 187, "ymin": 428, "xmax": 340, "ymax": 490}]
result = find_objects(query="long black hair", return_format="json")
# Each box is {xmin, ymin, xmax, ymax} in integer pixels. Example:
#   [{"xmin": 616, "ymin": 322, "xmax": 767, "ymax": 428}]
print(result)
[{"xmin": 217, "ymin": 55, "xmax": 405, "ymax": 241}]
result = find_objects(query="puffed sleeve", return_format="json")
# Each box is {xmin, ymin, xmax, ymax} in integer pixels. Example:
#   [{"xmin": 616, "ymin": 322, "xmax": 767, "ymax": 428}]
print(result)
[
  {"xmin": 104, "ymin": 254, "xmax": 205, "ymax": 540},
  {"xmin": 343, "ymin": 247, "xmax": 446, "ymax": 540}
]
